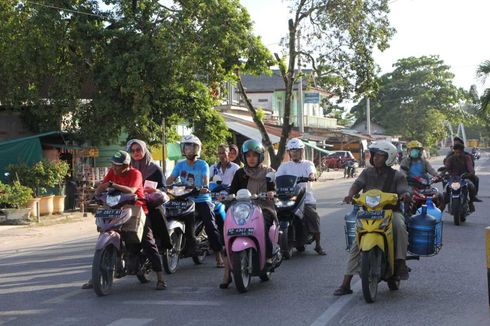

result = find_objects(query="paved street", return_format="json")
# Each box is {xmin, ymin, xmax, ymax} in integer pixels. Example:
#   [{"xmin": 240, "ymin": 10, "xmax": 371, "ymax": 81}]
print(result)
[{"xmin": 1, "ymin": 156, "xmax": 489, "ymax": 326}]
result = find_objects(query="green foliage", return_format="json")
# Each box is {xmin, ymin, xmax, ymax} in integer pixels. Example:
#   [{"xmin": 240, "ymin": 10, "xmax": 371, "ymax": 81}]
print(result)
[
  {"xmin": 0, "ymin": 181, "xmax": 33, "ymax": 209},
  {"xmin": 256, "ymin": 108, "xmax": 266, "ymax": 122}
]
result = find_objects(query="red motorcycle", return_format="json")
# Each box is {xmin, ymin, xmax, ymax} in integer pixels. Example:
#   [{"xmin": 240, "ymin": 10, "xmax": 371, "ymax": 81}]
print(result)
[{"xmin": 406, "ymin": 176, "xmax": 444, "ymax": 215}]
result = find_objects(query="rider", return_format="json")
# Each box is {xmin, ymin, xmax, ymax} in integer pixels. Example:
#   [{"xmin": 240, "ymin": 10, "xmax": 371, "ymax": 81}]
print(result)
[
  {"xmin": 166, "ymin": 135, "xmax": 224, "ymax": 267},
  {"xmin": 334, "ymin": 140, "xmax": 411, "ymax": 296},
  {"xmin": 276, "ymin": 138, "xmax": 326, "ymax": 255},
  {"xmin": 444, "ymin": 142, "xmax": 477, "ymax": 212},
  {"xmin": 399, "ymin": 140, "xmax": 444, "ymax": 210},
  {"xmin": 210, "ymin": 144, "xmax": 240, "ymax": 186},
  {"xmin": 220, "ymin": 139, "xmax": 276, "ymax": 289}
]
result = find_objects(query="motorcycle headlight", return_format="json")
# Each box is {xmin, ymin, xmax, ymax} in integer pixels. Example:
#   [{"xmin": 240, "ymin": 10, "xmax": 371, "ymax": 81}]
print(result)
[
  {"xmin": 450, "ymin": 182, "xmax": 461, "ymax": 190},
  {"xmin": 365, "ymin": 195, "xmax": 381, "ymax": 208},
  {"xmin": 233, "ymin": 203, "xmax": 251, "ymax": 225}
]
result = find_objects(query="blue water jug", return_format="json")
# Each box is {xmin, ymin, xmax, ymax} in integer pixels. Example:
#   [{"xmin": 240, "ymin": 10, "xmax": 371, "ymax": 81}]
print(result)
[
  {"xmin": 416, "ymin": 197, "xmax": 443, "ymax": 250},
  {"xmin": 344, "ymin": 205, "xmax": 359, "ymax": 251},
  {"xmin": 408, "ymin": 205, "xmax": 437, "ymax": 256}
]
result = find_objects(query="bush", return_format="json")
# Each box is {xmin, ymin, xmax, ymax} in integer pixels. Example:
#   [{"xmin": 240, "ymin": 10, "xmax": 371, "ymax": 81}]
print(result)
[{"xmin": 0, "ymin": 181, "xmax": 33, "ymax": 209}]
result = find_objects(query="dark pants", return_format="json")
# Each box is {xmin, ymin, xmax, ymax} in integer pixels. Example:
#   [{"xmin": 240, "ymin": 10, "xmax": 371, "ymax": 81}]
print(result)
[
  {"xmin": 263, "ymin": 209, "xmax": 275, "ymax": 259},
  {"xmin": 468, "ymin": 175, "xmax": 479, "ymax": 194},
  {"xmin": 139, "ymin": 217, "xmax": 163, "ymax": 272},
  {"xmin": 195, "ymin": 201, "xmax": 223, "ymax": 252},
  {"xmin": 148, "ymin": 206, "xmax": 171, "ymax": 250}
]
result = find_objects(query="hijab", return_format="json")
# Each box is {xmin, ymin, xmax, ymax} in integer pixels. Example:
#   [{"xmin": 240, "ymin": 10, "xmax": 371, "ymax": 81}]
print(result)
[{"xmin": 126, "ymin": 139, "xmax": 159, "ymax": 180}]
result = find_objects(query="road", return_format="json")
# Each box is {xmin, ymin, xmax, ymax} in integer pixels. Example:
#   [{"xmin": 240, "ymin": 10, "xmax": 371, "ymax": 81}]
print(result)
[{"xmin": 0, "ymin": 155, "xmax": 489, "ymax": 326}]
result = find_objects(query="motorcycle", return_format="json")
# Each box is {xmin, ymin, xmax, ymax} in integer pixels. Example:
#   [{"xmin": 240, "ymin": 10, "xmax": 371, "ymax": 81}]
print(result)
[
  {"xmin": 442, "ymin": 173, "xmax": 470, "ymax": 226},
  {"xmin": 161, "ymin": 183, "xmax": 209, "ymax": 274},
  {"xmin": 406, "ymin": 176, "xmax": 443, "ymax": 215},
  {"xmin": 343, "ymin": 160, "xmax": 359, "ymax": 178},
  {"xmin": 352, "ymin": 189, "xmax": 409, "ymax": 303},
  {"xmin": 91, "ymin": 190, "xmax": 151, "ymax": 296},
  {"xmin": 472, "ymin": 151, "xmax": 480, "ymax": 160},
  {"xmin": 274, "ymin": 175, "xmax": 311, "ymax": 259},
  {"xmin": 223, "ymin": 188, "xmax": 282, "ymax": 293},
  {"xmin": 209, "ymin": 176, "xmax": 229, "ymax": 222}
]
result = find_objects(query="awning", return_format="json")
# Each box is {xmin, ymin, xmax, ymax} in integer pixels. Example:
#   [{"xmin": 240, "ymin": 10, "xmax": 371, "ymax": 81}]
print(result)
[
  {"xmin": 303, "ymin": 140, "xmax": 332, "ymax": 155},
  {"xmin": 226, "ymin": 121, "xmax": 281, "ymax": 144}
]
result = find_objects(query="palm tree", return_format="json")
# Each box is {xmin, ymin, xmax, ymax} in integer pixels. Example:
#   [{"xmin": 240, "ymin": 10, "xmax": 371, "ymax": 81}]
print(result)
[{"xmin": 477, "ymin": 60, "xmax": 490, "ymax": 113}]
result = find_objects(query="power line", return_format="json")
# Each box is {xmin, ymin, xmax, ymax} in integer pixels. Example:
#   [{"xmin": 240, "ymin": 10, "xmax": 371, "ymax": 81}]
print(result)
[{"xmin": 26, "ymin": 1, "xmax": 107, "ymax": 19}]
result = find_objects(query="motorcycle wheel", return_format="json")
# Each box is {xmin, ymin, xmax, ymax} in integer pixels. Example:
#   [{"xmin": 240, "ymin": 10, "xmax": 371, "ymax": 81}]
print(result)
[
  {"xmin": 163, "ymin": 230, "xmax": 182, "ymax": 274},
  {"xmin": 192, "ymin": 223, "xmax": 208, "ymax": 265},
  {"xmin": 360, "ymin": 248, "xmax": 382, "ymax": 303},
  {"xmin": 136, "ymin": 259, "xmax": 152, "ymax": 283},
  {"xmin": 232, "ymin": 249, "xmax": 252, "ymax": 293},
  {"xmin": 451, "ymin": 197, "xmax": 461, "ymax": 226},
  {"xmin": 280, "ymin": 228, "xmax": 292, "ymax": 259},
  {"xmin": 92, "ymin": 245, "xmax": 117, "ymax": 296}
]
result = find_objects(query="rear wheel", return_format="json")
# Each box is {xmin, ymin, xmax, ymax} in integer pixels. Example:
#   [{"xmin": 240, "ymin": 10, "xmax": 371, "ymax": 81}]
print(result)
[
  {"xmin": 451, "ymin": 197, "xmax": 461, "ymax": 226},
  {"xmin": 136, "ymin": 258, "xmax": 152, "ymax": 283},
  {"xmin": 192, "ymin": 223, "xmax": 208, "ymax": 264},
  {"xmin": 163, "ymin": 230, "xmax": 181, "ymax": 274},
  {"xmin": 360, "ymin": 248, "xmax": 382, "ymax": 303},
  {"xmin": 92, "ymin": 245, "xmax": 117, "ymax": 296},
  {"xmin": 232, "ymin": 249, "xmax": 252, "ymax": 293}
]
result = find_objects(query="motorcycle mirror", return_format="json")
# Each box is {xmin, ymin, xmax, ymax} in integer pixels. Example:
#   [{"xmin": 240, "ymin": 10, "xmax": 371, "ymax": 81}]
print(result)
[
  {"xmin": 212, "ymin": 175, "xmax": 223, "ymax": 184},
  {"xmin": 266, "ymin": 171, "xmax": 276, "ymax": 183},
  {"xmin": 437, "ymin": 167, "xmax": 446, "ymax": 172}
]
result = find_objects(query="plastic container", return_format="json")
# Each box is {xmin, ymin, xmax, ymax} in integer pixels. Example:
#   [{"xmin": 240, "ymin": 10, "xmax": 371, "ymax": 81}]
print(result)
[
  {"xmin": 344, "ymin": 205, "xmax": 359, "ymax": 251},
  {"xmin": 416, "ymin": 197, "xmax": 443, "ymax": 250},
  {"xmin": 408, "ymin": 205, "xmax": 437, "ymax": 256}
]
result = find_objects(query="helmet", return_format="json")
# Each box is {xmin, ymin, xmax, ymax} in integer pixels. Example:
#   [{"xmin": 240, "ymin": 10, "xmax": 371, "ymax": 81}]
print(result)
[
  {"xmin": 407, "ymin": 140, "xmax": 423, "ymax": 149},
  {"xmin": 368, "ymin": 140, "xmax": 397, "ymax": 166},
  {"xmin": 241, "ymin": 139, "xmax": 265, "ymax": 166},
  {"xmin": 286, "ymin": 138, "xmax": 305, "ymax": 150},
  {"xmin": 180, "ymin": 134, "xmax": 202, "ymax": 157}
]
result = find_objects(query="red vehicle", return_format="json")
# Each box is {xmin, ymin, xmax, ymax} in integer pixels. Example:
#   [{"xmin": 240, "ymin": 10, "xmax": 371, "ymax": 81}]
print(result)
[
  {"xmin": 406, "ymin": 175, "xmax": 444, "ymax": 215},
  {"xmin": 322, "ymin": 151, "xmax": 355, "ymax": 169}
]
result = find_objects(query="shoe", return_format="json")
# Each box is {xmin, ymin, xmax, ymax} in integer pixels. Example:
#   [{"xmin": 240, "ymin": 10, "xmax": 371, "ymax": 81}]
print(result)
[
  {"xmin": 473, "ymin": 197, "xmax": 482, "ymax": 202},
  {"xmin": 81, "ymin": 280, "xmax": 93, "ymax": 289},
  {"xmin": 314, "ymin": 246, "xmax": 327, "ymax": 256},
  {"xmin": 296, "ymin": 245, "xmax": 305, "ymax": 253},
  {"xmin": 333, "ymin": 286, "xmax": 353, "ymax": 296},
  {"xmin": 469, "ymin": 202, "xmax": 475, "ymax": 212},
  {"xmin": 394, "ymin": 260, "xmax": 409, "ymax": 281},
  {"xmin": 156, "ymin": 280, "xmax": 167, "ymax": 290},
  {"xmin": 219, "ymin": 272, "xmax": 232, "ymax": 289}
]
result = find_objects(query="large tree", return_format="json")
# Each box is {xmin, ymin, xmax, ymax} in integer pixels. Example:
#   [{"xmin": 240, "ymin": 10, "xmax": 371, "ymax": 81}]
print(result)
[
  {"xmin": 237, "ymin": 0, "xmax": 394, "ymax": 169},
  {"xmin": 477, "ymin": 60, "xmax": 490, "ymax": 114},
  {"xmin": 351, "ymin": 55, "xmax": 470, "ymax": 148}
]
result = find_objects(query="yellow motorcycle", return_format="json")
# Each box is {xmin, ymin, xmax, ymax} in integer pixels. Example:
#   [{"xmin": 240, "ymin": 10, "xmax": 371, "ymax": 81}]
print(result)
[{"xmin": 352, "ymin": 189, "xmax": 401, "ymax": 303}]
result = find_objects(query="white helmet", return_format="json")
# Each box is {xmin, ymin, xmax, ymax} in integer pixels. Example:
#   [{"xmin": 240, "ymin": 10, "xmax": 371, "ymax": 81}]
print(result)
[
  {"xmin": 368, "ymin": 140, "xmax": 397, "ymax": 166},
  {"xmin": 286, "ymin": 138, "xmax": 305, "ymax": 150},
  {"xmin": 180, "ymin": 134, "xmax": 202, "ymax": 157}
]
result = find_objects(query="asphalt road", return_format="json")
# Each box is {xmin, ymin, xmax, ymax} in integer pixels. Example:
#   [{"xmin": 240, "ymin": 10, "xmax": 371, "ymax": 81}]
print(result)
[{"xmin": 1, "ymin": 155, "xmax": 489, "ymax": 326}]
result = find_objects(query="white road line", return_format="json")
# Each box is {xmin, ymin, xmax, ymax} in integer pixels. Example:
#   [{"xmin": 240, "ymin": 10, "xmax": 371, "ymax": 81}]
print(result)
[
  {"xmin": 106, "ymin": 318, "xmax": 153, "ymax": 326},
  {"xmin": 0, "ymin": 317, "xmax": 17, "ymax": 325},
  {"xmin": 309, "ymin": 280, "xmax": 361, "ymax": 326},
  {"xmin": 0, "ymin": 309, "xmax": 51, "ymax": 317},
  {"xmin": 0, "ymin": 281, "xmax": 82, "ymax": 295},
  {"xmin": 42, "ymin": 289, "xmax": 83, "ymax": 304},
  {"xmin": 123, "ymin": 300, "xmax": 222, "ymax": 306}
]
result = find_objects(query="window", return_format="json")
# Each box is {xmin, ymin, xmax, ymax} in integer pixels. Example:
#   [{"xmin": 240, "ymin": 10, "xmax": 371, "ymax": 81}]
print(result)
[{"xmin": 258, "ymin": 99, "xmax": 268, "ymax": 103}]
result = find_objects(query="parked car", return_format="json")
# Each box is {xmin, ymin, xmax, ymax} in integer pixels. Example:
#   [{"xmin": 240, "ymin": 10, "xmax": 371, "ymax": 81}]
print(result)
[{"xmin": 322, "ymin": 151, "xmax": 355, "ymax": 169}]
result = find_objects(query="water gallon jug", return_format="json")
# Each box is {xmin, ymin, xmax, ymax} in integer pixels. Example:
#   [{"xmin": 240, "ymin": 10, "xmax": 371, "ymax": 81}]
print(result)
[
  {"xmin": 416, "ymin": 197, "xmax": 443, "ymax": 250},
  {"xmin": 344, "ymin": 205, "xmax": 359, "ymax": 251},
  {"xmin": 408, "ymin": 205, "xmax": 437, "ymax": 256}
]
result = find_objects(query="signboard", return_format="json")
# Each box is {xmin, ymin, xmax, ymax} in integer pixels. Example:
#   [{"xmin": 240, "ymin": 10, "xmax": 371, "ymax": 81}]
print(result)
[
  {"xmin": 304, "ymin": 92, "xmax": 320, "ymax": 104},
  {"xmin": 80, "ymin": 147, "xmax": 99, "ymax": 157}
]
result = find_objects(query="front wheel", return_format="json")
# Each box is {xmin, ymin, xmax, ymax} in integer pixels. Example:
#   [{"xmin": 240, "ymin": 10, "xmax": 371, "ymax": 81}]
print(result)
[
  {"xmin": 163, "ymin": 231, "xmax": 181, "ymax": 274},
  {"xmin": 192, "ymin": 222, "xmax": 208, "ymax": 264},
  {"xmin": 92, "ymin": 245, "xmax": 117, "ymax": 296},
  {"xmin": 360, "ymin": 248, "xmax": 382, "ymax": 303},
  {"xmin": 232, "ymin": 249, "xmax": 252, "ymax": 293},
  {"xmin": 280, "ymin": 228, "xmax": 292, "ymax": 259},
  {"xmin": 451, "ymin": 197, "xmax": 461, "ymax": 226}
]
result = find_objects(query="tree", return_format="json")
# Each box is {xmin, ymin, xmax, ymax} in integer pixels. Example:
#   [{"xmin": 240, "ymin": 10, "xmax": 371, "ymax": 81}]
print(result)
[
  {"xmin": 237, "ymin": 0, "xmax": 394, "ymax": 169},
  {"xmin": 350, "ymin": 56, "xmax": 469, "ymax": 149},
  {"xmin": 477, "ymin": 60, "xmax": 490, "ymax": 114}
]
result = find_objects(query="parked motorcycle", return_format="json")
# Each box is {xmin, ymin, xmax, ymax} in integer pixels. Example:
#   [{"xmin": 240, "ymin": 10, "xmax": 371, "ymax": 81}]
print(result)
[
  {"xmin": 161, "ymin": 183, "xmax": 209, "ymax": 274},
  {"xmin": 91, "ymin": 190, "xmax": 151, "ymax": 296},
  {"xmin": 274, "ymin": 175, "xmax": 312, "ymax": 259},
  {"xmin": 343, "ymin": 160, "xmax": 359, "ymax": 178},
  {"xmin": 223, "ymin": 189, "xmax": 282, "ymax": 293}
]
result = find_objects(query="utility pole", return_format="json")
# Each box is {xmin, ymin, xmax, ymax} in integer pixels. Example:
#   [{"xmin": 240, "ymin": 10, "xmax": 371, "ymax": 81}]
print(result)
[
  {"xmin": 161, "ymin": 118, "xmax": 166, "ymax": 178},
  {"xmin": 297, "ymin": 29, "xmax": 304, "ymax": 134},
  {"xmin": 366, "ymin": 97, "xmax": 371, "ymax": 135}
]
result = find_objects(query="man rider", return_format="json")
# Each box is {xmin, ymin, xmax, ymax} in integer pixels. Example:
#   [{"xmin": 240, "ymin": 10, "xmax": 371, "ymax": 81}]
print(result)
[
  {"xmin": 210, "ymin": 144, "xmax": 240, "ymax": 186},
  {"xmin": 334, "ymin": 140, "xmax": 411, "ymax": 296},
  {"xmin": 166, "ymin": 135, "xmax": 224, "ymax": 267},
  {"xmin": 276, "ymin": 138, "xmax": 326, "ymax": 255}
]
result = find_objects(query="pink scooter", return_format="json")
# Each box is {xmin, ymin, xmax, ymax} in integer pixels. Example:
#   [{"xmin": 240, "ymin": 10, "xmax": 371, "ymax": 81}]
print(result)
[{"xmin": 224, "ymin": 189, "xmax": 282, "ymax": 293}]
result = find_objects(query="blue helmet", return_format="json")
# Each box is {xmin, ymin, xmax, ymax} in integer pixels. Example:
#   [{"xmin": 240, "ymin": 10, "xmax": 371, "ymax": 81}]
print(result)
[{"xmin": 241, "ymin": 139, "xmax": 265, "ymax": 166}]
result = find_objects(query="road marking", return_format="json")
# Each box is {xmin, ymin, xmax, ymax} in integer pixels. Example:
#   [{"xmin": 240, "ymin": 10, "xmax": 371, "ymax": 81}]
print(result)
[
  {"xmin": 0, "ymin": 281, "xmax": 82, "ymax": 295},
  {"xmin": 106, "ymin": 318, "xmax": 153, "ymax": 326},
  {"xmin": 0, "ymin": 309, "xmax": 51, "ymax": 317},
  {"xmin": 0, "ymin": 317, "xmax": 17, "ymax": 325},
  {"xmin": 309, "ymin": 280, "xmax": 361, "ymax": 326},
  {"xmin": 42, "ymin": 289, "xmax": 83, "ymax": 304},
  {"xmin": 0, "ymin": 254, "xmax": 92, "ymax": 266},
  {"xmin": 123, "ymin": 300, "xmax": 222, "ymax": 306}
]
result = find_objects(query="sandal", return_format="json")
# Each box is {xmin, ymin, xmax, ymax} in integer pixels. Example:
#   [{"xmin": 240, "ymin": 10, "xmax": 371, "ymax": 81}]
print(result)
[
  {"xmin": 81, "ymin": 280, "xmax": 93, "ymax": 289},
  {"xmin": 314, "ymin": 246, "xmax": 327, "ymax": 256},
  {"xmin": 333, "ymin": 286, "xmax": 353, "ymax": 296},
  {"xmin": 156, "ymin": 280, "xmax": 167, "ymax": 290}
]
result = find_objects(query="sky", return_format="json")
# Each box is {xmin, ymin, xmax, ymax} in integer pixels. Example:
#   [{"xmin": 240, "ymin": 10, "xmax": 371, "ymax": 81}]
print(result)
[{"xmin": 240, "ymin": 0, "xmax": 490, "ymax": 94}]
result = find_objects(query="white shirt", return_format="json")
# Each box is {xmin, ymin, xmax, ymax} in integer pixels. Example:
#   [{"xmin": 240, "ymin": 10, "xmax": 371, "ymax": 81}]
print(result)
[
  {"xmin": 276, "ymin": 160, "xmax": 316, "ymax": 204},
  {"xmin": 210, "ymin": 161, "xmax": 240, "ymax": 186}
]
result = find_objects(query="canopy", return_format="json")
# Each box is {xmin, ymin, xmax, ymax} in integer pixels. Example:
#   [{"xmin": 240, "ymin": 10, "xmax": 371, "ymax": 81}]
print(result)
[{"xmin": 303, "ymin": 140, "xmax": 332, "ymax": 155}]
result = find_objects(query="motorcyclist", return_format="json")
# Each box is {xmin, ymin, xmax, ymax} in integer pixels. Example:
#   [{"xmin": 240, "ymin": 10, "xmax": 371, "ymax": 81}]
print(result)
[
  {"xmin": 220, "ymin": 139, "xmax": 276, "ymax": 289},
  {"xmin": 276, "ymin": 138, "xmax": 326, "ymax": 255},
  {"xmin": 399, "ymin": 140, "xmax": 444, "ymax": 210},
  {"xmin": 166, "ymin": 135, "xmax": 224, "ymax": 267},
  {"xmin": 444, "ymin": 143, "xmax": 477, "ymax": 212},
  {"xmin": 334, "ymin": 140, "xmax": 411, "ymax": 296}
]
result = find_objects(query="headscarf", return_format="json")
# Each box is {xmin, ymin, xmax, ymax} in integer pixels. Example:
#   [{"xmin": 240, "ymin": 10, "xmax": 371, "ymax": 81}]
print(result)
[
  {"xmin": 126, "ymin": 139, "xmax": 159, "ymax": 180},
  {"xmin": 243, "ymin": 164, "xmax": 268, "ymax": 195}
]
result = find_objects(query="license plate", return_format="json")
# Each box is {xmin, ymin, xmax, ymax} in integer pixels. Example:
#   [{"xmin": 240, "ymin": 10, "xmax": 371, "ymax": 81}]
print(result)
[
  {"xmin": 95, "ymin": 209, "xmax": 122, "ymax": 218},
  {"xmin": 357, "ymin": 210, "xmax": 384, "ymax": 219},
  {"xmin": 227, "ymin": 228, "xmax": 254, "ymax": 236}
]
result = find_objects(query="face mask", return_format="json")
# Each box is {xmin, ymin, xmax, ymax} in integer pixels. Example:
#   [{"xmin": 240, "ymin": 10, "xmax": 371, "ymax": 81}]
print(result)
[{"xmin": 409, "ymin": 149, "xmax": 420, "ymax": 159}]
